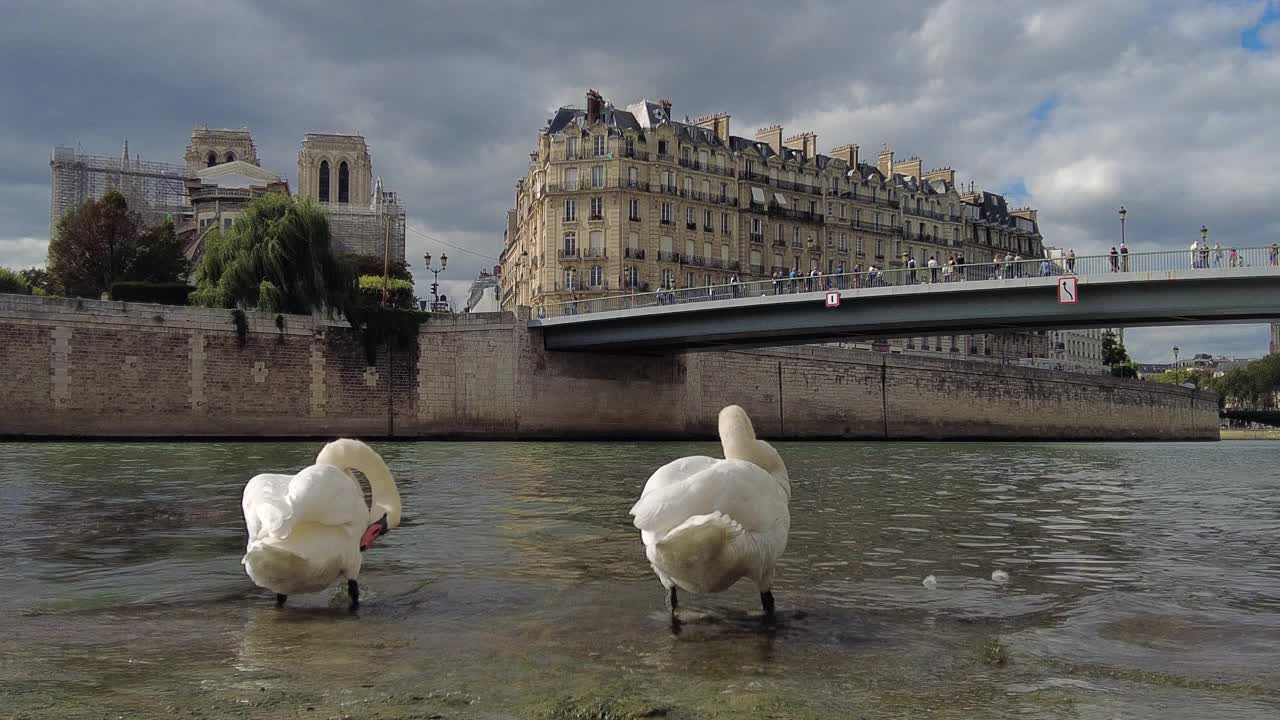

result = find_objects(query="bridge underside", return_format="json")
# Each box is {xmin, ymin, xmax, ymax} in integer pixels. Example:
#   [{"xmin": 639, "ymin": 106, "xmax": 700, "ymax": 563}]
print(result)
[{"xmin": 535, "ymin": 275, "xmax": 1280, "ymax": 353}]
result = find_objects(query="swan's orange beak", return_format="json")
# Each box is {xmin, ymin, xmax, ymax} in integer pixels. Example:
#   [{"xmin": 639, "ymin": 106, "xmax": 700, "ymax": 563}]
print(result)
[{"xmin": 359, "ymin": 515, "xmax": 389, "ymax": 551}]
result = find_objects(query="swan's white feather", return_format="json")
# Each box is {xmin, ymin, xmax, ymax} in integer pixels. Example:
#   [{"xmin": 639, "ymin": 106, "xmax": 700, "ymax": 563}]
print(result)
[
  {"xmin": 631, "ymin": 405, "xmax": 790, "ymax": 599},
  {"xmin": 240, "ymin": 439, "xmax": 400, "ymax": 598}
]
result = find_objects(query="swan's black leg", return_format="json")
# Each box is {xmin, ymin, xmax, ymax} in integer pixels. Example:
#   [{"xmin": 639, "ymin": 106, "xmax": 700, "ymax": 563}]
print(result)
[
  {"xmin": 665, "ymin": 586, "xmax": 681, "ymax": 633},
  {"xmin": 347, "ymin": 579, "xmax": 360, "ymax": 613},
  {"xmin": 275, "ymin": 593, "xmax": 287, "ymax": 608},
  {"xmin": 760, "ymin": 591, "xmax": 776, "ymax": 621}
]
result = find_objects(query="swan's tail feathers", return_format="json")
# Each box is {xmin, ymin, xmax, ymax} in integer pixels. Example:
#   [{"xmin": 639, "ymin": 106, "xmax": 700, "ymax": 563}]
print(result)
[
  {"xmin": 652, "ymin": 511, "xmax": 744, "ymax": 584},
  {"xmin": 241, "ymin": 542, "xmax": 307, "ymax": 593},
  {"xmin": 718, "ymin": 405, "xmax": 757, "ymax": 462}
]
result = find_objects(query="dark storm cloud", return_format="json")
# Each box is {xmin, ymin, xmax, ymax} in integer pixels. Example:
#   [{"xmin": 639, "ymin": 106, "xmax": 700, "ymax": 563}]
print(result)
[{"xmin": 2, "ymin": 0, "xmax": 1277, "ymax": 354}]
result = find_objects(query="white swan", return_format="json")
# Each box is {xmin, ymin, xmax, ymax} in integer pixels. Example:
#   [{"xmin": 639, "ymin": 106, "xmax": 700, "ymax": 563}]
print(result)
[
  {"xmin": 629, "ymin": 405, "xmax": 791, "ymax": 623},
  {"xmin": 241, "ymin": 438, "xmax": 402, "ymax": 611}
]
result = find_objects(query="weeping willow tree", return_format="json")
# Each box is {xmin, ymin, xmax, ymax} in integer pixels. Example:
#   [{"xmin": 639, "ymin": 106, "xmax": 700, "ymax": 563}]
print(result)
[{"xmin": 190, "ymin": 194, "xmax": 356, "ymax": 317}]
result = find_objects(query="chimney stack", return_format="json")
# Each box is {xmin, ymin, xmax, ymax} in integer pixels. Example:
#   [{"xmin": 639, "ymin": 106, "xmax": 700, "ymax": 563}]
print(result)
[
  {"xmin": 923, "ymin": 166, "xmax": 956, "ymax": 185},
  {"xmin": 892, "ymin": 156, "xmax": 922, "ymax": 180},
  {"xmin": 694, "ymin": 112, "xmax": 731, "ymax": 144},
  {"xmin": 659, "ymin": 98, "xmax": 673, "ymax": 121},
  {"xmin": 784, "ymin": 132, "xmax": 818, "ymax": 159},
  {"xmin": 877, "ymin": 147, "xmax": 895, "ymax": 177},
  {"xmin": 755, "ymin": 125, "xmax": 784, "ymax": 155},
  {"xmin": 586, "ymin": 89, "xmax": 603, "ymax": 125},
  {"xmin": 831, "ymin": 144, "xmax": 859, "ymax": 169}
]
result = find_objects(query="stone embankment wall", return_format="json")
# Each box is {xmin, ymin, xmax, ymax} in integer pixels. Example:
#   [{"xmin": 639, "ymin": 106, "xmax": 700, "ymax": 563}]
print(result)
[{"xmin": 0, "ymin": 294, "xmax": 1218, "ymax": 440}]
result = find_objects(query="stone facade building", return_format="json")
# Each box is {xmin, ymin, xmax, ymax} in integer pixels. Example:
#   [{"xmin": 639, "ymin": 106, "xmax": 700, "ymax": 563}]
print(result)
[
  {"xmin": 500, "ymin": 90, "xmax": 1043, "ymax": 311},
  {"xmin": 183, "ymin": 127, "xmax": 260, "ymax": 177},
  {"xmin": 295, "ymin": 133, "xmax": 405, "ymax": 263},
  {"xmin": 178, "ymin": 161, "xmax": 289, "ymax": 263},
  {"xmin": 500, "ymin": 89, "xmax": 1048, "ymax": 361}
]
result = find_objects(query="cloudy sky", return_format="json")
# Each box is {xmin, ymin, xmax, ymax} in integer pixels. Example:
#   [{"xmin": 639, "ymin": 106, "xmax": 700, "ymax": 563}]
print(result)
[{"xmin": 2, "ymin": 0, "xmax": 1277, "ymax": 362}]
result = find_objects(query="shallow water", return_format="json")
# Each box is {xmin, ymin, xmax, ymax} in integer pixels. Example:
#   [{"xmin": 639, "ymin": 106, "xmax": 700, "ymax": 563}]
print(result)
[{"xmin": 1, "ymin": 440, "xmax": 1278, "ymax": 719}]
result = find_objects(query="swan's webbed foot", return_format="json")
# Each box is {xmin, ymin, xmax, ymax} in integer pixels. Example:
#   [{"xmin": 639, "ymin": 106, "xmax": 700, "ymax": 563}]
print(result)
[
  {"xmin": 760, "ymin": 591, "xmax": 776, "ymax": 622},
  {"xmin": 275, "ymin": 593, "xmax": 287, "ymax": 608},
  {"xmin": 347, "ymin": 579, "xmax": 360, "ymax": 613},
  {"xmin": 665, "ymin": 586, "xmax": 681, "ymax": 631}
]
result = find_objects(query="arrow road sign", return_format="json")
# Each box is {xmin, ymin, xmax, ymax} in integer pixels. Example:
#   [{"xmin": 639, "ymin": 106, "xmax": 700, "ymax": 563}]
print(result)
[{"xmin": 1058, "ymin": 276, "xmax": 1078, "ymax": 304}]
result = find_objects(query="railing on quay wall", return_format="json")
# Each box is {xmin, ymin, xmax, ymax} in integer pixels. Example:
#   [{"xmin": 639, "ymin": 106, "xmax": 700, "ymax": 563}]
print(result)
[{"xmin": 534, "ymin": 246, "xmax": 1280, "ymax": 319}]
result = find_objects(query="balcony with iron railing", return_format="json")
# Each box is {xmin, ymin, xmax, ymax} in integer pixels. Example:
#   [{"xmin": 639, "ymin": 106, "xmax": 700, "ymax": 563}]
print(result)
[
  {"xmin": 905, "ymin": 207, "xmax": 950, "ymax": 222},
  {"xmin": 623, "ymin": 148, "xmax": 650, "ymax": 161},
  {"xmin": 678, "ymin": 157, "xmax": 702, "ymax": 171},
  {"xmin": 584, "ymin": 247, "xmax": 607, "ymax": 258},
  {"xmin": 703, "ymin": 224, "xmax": 714, "ymax": 233},
  {"xmin": 776, "ymin": 179, "xmax": 821, "ymax": 195},
  {"xmin": 559, "ymin": 248, "xmax": 580, "ymax": 259},
  {"xmin": 622, "ymin": 280, "xmax": 651, "ymax": 292},
  {"xmin": 657, "ymin": 250, "xmax": 678, "ymax": 262},
  {"xmin": 854, "ymin": 195, "xmax": 899, "ymax": 209},
  {"xmin": 750, "ymin": 264, "xmax": 765, "ymax": 275},
  {"xmin": 660, "ymin": 217, "xmax": 674, "ymax": 226},
  {"xmin": 743, "ymin": 170, "xmax": 771, "ymax": 184},
  {"xmin": 768, "ymin": 206, "xmax": 825, "ymax": 224},
  {"xmin": 656, "ymin": 152, "xmax": 674, "ymax": 163},
  {"xmin": 589, "ymin": 212, "xmax": 604, "ymax": 221},
  {"xmin": 658, "ymin": 184, "xmax": 680, "ymax": 196},
  {"xmin": 749, "ymin": 232, "xmax": 765, "ymax": 244},
  {"xmin": 624, "ymin": 247, "xmax": 646, "ymax": 259},
  {"xmin": 620, "ymin": 179, "xmax": 651, "ymax": 191},
  {"xmin": 852, "ymin": 220, "xmax": 904, "ymax": 235}
]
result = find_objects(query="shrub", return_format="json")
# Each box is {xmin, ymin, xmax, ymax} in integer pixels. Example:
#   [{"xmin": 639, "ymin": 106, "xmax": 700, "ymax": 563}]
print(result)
[
  {"xmin": 0, "ymin": 266, "xmax": 30, "ymax": 294},
  {"xmin": 110, "ymin": 281, "xmax": 195, "ymax": 305},
  {"xmin": 358, "ymin": 274, "xmax": 416, "ymax": 309}
]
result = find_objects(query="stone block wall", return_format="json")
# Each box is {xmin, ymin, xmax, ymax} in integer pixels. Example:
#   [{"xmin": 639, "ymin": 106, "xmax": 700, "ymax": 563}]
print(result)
[{"xmin": 0, "ymin": 294, "xmax": 1219, "ymax": 440}]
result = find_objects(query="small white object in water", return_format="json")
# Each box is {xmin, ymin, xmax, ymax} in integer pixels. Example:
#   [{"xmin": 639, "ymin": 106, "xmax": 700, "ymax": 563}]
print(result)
[
  {"xmin": 922, "ymin": 574, "xmax": 938, "ymax": 589},
  {"xmin": 992, "ymin": 570, "xmax": 1010, "ymax": 584}
]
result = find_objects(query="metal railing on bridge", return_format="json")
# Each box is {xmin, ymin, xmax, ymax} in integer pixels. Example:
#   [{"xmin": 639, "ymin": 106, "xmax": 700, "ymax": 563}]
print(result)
[{"xmin": 534, "ymin": 245, "xmax": 1280, "ymax": 319}]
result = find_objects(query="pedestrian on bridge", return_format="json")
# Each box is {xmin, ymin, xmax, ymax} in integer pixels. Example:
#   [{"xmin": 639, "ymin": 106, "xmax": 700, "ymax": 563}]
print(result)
[
  {"xmin": 928, "ymin": 255, "xmax": 939, "ymax": 283},
  {"xmin": 1270, "ymin": 243, "xmax": 1278, "ymax": 266},
  {"xmin": 1109, "ymin": 246, "xmax": 1120, "ymax": 272},
  {"xmin": 1120, "ymin": 240, "xmax": 1130, "ymax": 271},
  {"xmin": 1066, "ymin": 249, "xmax": 1076, "ymax": 273}
]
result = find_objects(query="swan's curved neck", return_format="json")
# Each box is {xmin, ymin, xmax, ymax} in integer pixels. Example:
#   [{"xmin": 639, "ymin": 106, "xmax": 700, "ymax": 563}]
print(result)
[{"xmin": 316, "ymin": 440, "xmax": 402, "ymax": 528}]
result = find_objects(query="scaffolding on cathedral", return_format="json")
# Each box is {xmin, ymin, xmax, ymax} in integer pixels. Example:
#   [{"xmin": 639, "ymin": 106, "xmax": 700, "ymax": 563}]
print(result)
[{"xmin": 48, "ymin": 144, "xmax": 188, "ymax": 238}]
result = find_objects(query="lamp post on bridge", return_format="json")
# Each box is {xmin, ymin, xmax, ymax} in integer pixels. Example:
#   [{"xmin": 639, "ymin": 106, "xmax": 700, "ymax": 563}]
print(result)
[
  {"xmin": 1173, "ymin": 346, "xmax": 1180, "ymax": 368},
  {"xmin": 423, "ymin": 251, "xmax": 448, "ymax": 312},
  {"xmin": 1118, "ymin": 206, "xmax": 1127, "ymax": 246}
]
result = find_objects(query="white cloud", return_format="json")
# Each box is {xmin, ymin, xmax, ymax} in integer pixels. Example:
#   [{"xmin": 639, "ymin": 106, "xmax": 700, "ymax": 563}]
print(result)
[{"xmin": 1, "ymin": 1, "xmax": 1276, "ymax": 354}]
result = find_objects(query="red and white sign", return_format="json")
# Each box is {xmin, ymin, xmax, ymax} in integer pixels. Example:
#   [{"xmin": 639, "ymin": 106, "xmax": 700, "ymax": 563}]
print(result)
[
  {"xmin": 825, "ymin": 290, "xmax": 841, "ymax": 308},
  {"xmin": 1057, "ymin": 276, "xmax": 1078, "ymax": 304}
]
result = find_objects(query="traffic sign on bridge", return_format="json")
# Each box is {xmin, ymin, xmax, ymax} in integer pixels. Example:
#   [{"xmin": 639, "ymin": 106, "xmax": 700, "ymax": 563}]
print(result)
[
  {"xmin": 825, "ymin": 290, "xmax": 840, "ymax": 308},
  {"xmin": 1057, "ymin": 276, "xmax": 1078, "ymax": 304}
]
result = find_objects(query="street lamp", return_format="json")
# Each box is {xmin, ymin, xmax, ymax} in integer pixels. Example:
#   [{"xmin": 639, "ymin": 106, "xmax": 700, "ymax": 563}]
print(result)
[
  {"xmin": 1118, "ymin": 206, "xmax": 1127, "ymax": 246},
  {"xmin": 423, "ymin": 251, "xmax": 448, "ymax": 311},
  {"xmin": 1173, "ymin": 346, "xmax": 1180, "ymax": 367},
  {"xmin": 1200, "ymin": 225, "xmax": 1208, "ymax": 243}
]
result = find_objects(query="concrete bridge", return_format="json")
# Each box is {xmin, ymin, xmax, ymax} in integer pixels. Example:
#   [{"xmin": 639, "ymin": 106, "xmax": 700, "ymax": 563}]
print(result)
[{"xmin": 531, "ymin": 247, "xmax": 1280, "ymax": 353}]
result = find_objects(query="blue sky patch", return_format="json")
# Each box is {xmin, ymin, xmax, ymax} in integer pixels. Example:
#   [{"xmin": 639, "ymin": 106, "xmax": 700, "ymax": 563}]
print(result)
[{"xmin": 1241, "ymin": 3, "xmax": 1279, "ymax": 51}]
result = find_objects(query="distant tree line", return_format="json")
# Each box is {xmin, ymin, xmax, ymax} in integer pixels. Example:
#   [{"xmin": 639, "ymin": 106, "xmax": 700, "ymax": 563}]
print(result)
[{"xmin": 1150, "ymin": 356, "xmax": 1280, "ymax": 409}]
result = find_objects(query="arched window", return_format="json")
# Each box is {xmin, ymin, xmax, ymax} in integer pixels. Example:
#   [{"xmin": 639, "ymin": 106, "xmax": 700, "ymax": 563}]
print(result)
[
  {"xmin": 338, "ymin": 161, "xmax": 350, "ymax": 203},
  {"xmin": 225, "ymin": 151, "xmax": 236, "ymax": 163},
  {"xmin": 318, "ymin": 161, "xmax": 330, "ymax": 202},
  {"xmin": 206, "ymin": 151, "xmax": 217, "ymax": 168}
]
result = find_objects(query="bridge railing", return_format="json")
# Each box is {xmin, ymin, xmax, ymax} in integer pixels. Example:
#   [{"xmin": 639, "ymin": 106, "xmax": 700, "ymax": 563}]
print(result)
[{"xmin": 534, "ymin": 245, "xmax": 1280, "ymax": 319}]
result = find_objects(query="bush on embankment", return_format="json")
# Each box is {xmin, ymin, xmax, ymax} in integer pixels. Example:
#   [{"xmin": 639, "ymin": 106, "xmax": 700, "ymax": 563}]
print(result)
[{"xmin": 110, "ymin": 281, "xmax": 196, "ymax": 305}]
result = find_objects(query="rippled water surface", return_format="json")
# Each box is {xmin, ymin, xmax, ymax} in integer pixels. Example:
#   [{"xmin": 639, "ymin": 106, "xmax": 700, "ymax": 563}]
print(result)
[{"xmin": 1, "ymin": 441, "xmax": 1278, "ymax": 719}]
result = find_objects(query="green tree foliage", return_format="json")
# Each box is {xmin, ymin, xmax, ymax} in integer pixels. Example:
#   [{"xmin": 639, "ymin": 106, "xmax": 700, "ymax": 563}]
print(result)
[
  {"xmin": 1208, "ymin": 354, "xmax": 1280, "ymax": 409},
  {"xmin": 341, "ymin": 252, "xmax": 413, "ymax": 282},
  {"xmin": 1101, "ymin": 330, "xmax": 1136, "ymax": 377},
  {"xmin": 0, "ymin": 266, "xmax": 30, "ymax": 294},
  {"xmin": 47, "ymin": 191, "xmax": 187, "ymax": 298},
  {"xmin": 1149, "ymin": 367, "xmax": 1215, "ymax": 388},
  {"xmin": 190, "ymin": 193, "xmax": 356, "ymax": 316},
  {"xmin": 358, "ymin": 275, "xmax": 416, "ymax": 309},
  {"xmin": 18, "ymin": 267, "xmax": 51, "ymax": 294}
]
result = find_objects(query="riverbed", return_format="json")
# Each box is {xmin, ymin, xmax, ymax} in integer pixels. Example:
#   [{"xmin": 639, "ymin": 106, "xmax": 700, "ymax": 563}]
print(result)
[{"xmin": 2, "ymin": 440, "xmax": 1277, "ymax": 719}]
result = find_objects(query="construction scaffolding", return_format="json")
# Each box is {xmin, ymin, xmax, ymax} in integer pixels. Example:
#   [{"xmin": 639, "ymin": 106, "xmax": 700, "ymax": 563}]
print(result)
[{"xmin": 48, "ymin": 143, "xmax": 188, "ymax": 238}]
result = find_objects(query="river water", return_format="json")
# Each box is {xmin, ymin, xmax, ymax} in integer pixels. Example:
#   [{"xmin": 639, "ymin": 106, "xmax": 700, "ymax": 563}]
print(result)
[{"xmin": 1, "ymin": 440, "xmax": 1278, "ymax": 719}]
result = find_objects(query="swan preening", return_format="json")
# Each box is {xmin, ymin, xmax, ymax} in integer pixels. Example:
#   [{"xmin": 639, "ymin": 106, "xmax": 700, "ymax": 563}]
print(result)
[
  {"xmin": 630, "ymin": 405, "xmax": 791, "ymax": 623},
  {"xmin": 241, "ymin": 438, "xmax": 402, "ymax": 611}
]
